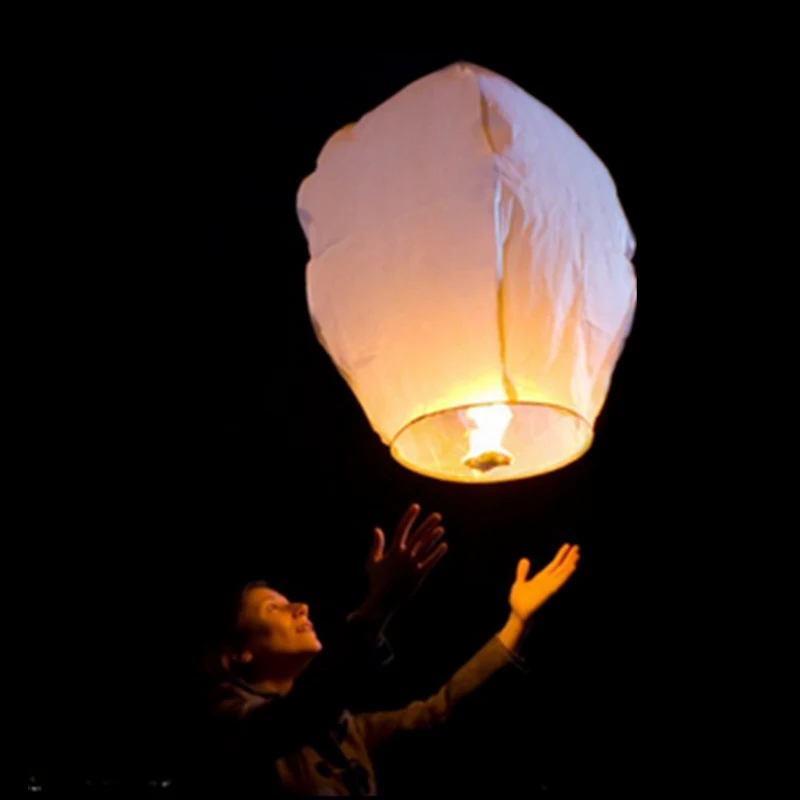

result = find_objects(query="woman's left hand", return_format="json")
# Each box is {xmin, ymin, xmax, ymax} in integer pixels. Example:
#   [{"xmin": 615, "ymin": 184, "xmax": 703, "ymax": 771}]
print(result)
[{"xmin": 509, "ymin": 543, "xmax": 580, "ymax": 624}]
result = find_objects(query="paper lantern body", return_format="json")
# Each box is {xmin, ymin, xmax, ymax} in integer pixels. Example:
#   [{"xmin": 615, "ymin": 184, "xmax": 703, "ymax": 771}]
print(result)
[{"xmin": 297, "ymin": 63, "xmax": 636, "ymax": 483}]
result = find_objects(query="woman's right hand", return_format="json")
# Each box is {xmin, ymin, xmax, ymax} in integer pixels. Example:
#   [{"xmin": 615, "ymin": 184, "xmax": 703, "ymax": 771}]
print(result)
[{"xmin": 361, "ymin": 503, "xmax": 447, "ymax": 623}]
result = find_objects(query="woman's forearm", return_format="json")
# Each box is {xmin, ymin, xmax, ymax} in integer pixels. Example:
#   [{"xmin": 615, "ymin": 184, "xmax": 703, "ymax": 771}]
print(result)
[{"xmin": 496, "ymin": 611, "xmax": 531, "ymax": 655}]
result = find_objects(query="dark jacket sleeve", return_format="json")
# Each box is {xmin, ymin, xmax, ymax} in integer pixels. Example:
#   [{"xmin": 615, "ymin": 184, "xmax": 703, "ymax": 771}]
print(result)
[
  {"xmin": 352, "ymin": 635, "xmax": 526, "ymax": 752},
  {"xmin": 203, "ymin": 611, "xmax": 393, "ymax": 761}
]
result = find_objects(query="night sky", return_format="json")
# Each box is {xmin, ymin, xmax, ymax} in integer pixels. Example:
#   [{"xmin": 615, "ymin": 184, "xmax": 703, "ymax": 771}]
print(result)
[{"xmin": 28, "ymin": 51, "xmax": 643, "ymax": 794}]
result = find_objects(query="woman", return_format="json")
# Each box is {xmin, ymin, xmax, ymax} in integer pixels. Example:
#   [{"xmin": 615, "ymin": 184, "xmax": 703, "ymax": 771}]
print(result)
[{"xmin": 195, "ymin": 503, "xmax": 579, "ymax": 795}]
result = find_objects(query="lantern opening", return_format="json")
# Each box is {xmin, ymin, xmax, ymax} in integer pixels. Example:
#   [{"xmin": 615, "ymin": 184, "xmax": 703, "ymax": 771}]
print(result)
[
  {"xmin": 389, "ymin": 401, "xmax": 593, "ymax": 484},
  {"xmin": 461, "ymin": 404, "xmax": 514, "ymax": 473}
]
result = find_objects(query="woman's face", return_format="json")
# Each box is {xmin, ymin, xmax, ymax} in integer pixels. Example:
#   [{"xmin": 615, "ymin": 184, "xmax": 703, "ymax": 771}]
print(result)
[{"xmin": 237, "ymin": 586, "xmax": 323, "ymax": 664}]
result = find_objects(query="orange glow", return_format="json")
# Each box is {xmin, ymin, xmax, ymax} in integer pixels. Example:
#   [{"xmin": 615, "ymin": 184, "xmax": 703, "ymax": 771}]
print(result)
[{"xmin": 461, "ymin": 404, "xmax": 514, "ymax": 473}]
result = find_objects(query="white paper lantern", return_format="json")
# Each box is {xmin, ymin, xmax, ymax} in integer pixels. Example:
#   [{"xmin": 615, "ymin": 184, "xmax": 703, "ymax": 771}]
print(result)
[{"xmin": 297, "ymin": 63, "xmax": 636, "ymax": 483}]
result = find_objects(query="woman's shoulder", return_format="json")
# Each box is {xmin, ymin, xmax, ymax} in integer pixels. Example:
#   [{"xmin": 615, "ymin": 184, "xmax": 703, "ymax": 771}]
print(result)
[{"xmin": 201, "ymin": 674, "xmax": 273, "ymax": 721}]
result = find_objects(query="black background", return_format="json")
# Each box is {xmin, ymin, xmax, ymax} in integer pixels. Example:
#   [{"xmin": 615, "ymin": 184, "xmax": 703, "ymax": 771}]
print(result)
[{"xmin": 27, "ymin": 51, "xmax": 645, "ymax": 795}]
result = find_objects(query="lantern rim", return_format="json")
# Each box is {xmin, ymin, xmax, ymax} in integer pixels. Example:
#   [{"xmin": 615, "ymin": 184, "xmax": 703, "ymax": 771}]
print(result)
[{"xmin": 389, "ymin": 401, "xmax": 594, "ymax": 484}]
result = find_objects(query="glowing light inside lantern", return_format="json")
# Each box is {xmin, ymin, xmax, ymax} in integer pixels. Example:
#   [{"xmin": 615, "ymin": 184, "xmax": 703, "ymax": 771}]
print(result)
[{"xmin": 461, "ymin": 404, "xmax": 514, "ymax": 473}]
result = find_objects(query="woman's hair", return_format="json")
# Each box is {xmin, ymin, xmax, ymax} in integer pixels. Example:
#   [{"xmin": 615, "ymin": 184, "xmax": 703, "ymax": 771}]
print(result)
[{"xmin": 200, "ymin": 578, "xmax": 270, "ymax": 680}]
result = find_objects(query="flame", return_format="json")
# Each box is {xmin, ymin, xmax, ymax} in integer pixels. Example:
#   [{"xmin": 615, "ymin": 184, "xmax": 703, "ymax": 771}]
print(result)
[{"xmin": 461, "ymin": 404, "xmax": 514, "ymax": 473}]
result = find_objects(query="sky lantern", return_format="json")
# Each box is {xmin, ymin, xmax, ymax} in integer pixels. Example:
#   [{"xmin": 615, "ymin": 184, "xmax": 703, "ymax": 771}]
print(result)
[{"xmin": 297, "ymin": 63, "xmax": 636, "ymax": 483}]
